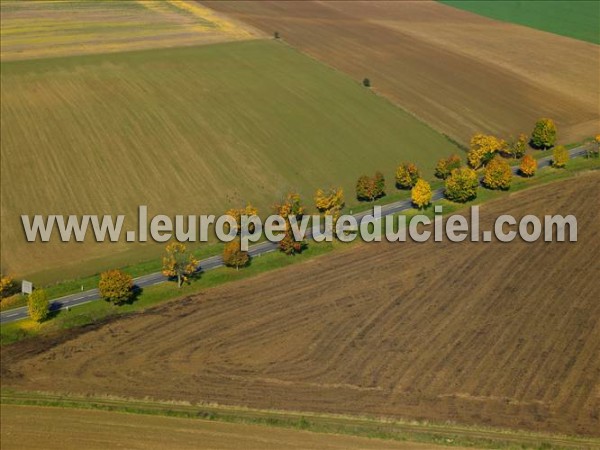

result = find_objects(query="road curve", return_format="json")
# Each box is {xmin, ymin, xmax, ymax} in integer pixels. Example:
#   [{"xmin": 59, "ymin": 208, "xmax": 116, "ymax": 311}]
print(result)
[{"xmin": 1, "ymin": 146, "xmax": 590, "ymax": 324}]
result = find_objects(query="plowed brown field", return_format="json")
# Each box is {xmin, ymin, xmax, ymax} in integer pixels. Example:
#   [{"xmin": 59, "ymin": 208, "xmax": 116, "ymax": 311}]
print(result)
[
  {"xmin": 2, "ymin": 172, "xmax": 599, "ymax": 436},
  {"xmin": 203, "ymin": 1, "xmax": 600, "ymax": 145}
]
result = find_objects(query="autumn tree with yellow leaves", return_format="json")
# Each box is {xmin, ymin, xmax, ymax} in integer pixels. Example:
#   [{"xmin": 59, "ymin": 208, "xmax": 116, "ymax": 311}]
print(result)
[
  {"xmin": 28, "ymin": 289, "xmax": 49, "ymax": 323},
  {"xmin": 395, "ymin": 162, "xmax": 420, "ymax": 189},
  {"xmin": 274, "ymin": 192, "xmax": 307, "ymax": 255},
  {"xmin": 552, "ymin": 145, "xmax": 569, "ymax": 168},
  {"xmin": 162, "ymin": 242, "xmax": 199, "ymax": 288},
  {"xmin": 531, "ymin": 118, "xmax": 557, "ymax": 149},
  {"xmin": 411, "ymin": 179, "xmax": 432, "ymax": 209},
  {"xmin": 99, "ymin": 269, "xmax": 133, "ymax": 305},
  {"xmin": 314, "ymin": 187, "xmax": 345, "ymax": 218},
  {"xmin": 483, "ymin": 156, "xmax": 512, "ymax": 190},
  {"xmin": 468, "ymin": 134, "xmax": 507, "ymax": 169},
  {"xmin": 519, "ymin": 154, "xmax": 537, "ymax": 177},
  {"xmin": 0, "ymin": 274, "xmax": 17, "ymax": 299},
  {"xmin": 445, "ymin": 167, "xmax": 479, "ymax": 203},
  {"xmin": 222, "ymin": 239, "xmax": 250, "ymax": 270},
  {"xmin": 225, "ymin": 204, "xmax": 259, "ymax": 234}
]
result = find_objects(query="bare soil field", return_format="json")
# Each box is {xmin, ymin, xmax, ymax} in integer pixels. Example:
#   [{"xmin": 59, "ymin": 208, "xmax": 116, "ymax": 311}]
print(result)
[
  {"xmin": 204, "ymin": 1, "xmax": 600, "ymax": 145},
  {"xmin": 1, "ymin": 404, "xmax": 448, "ymax": 450},
  {"xmin": 2, "ymin": 172, "xmax": 599, "ymax": 436},
  {"xmin": 0, "ymin": 0, "xmax": 261, "ymax": 61}
]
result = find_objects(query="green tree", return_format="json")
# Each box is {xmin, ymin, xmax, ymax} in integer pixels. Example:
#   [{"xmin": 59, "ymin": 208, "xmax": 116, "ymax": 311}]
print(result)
[
  {"xmin": 483, "ymin": 156, "xmax": 512, "ymax": 190},
  {"xmin": 552, "ymin": 145, "xmax": 569, "ymax": 168},
  {"xmin": 531, "ymin": 118, "xmax": 557, "ymax": 149},
  {"xmin": 28, "ymin": 289, "xmax": 49, "ymax": 323},
  {"xmin": 434, "ymin": 154, "xmax": 461, "ymax": 180},
  {"xmin": 395, "ymin": 162, "xmax": 420, "ymax": 189},
  {"xmin": 506, "ymin": 133, "xmax": 528, "ymax": 159},
  {"xmin": 99, "ymin": 269, "xmax": 133, "ymax": 305},
  {"xmin": 445, "ymin": 167, "xmax": 479, "ymax": 203},
  {"xmin": 363, "ymin": 78, "xmax": 371, "ymax": 88}
]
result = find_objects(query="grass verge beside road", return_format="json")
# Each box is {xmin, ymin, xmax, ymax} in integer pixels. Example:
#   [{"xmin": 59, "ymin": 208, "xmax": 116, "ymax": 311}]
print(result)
[{"xmin": 1, "ymin": 390, "xmax": 598, "ymax": 449}]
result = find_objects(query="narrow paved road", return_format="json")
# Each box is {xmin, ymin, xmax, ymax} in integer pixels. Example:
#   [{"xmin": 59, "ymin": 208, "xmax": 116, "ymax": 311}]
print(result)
[{"xmin": 1, "ymin": 146, "xmax": 590, "ymax": 324}]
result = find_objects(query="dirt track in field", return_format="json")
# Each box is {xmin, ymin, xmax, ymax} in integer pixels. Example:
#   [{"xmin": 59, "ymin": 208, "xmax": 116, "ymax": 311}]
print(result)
[
  {"xmin": 2, "ymin": 172, "xmax": 600, "ymax": 437},
  {"xmin": 202, "ymin": 1, "xmax": 600, "ymax": 145}
]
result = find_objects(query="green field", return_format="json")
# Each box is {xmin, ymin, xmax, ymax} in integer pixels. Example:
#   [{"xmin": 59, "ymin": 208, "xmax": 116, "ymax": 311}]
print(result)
[
  {"xmin": 1, "ymin": 39, "xmax": 458, "ymax": 281},
  {"xmin": 441, "ymin": 1, "xmax": 600, "ymax": 44}
]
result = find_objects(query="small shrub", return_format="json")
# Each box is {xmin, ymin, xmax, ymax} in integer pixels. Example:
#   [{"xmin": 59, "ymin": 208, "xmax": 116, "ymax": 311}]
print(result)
[{"xmin": 362, "ymin": 78, "xmax": 371, "ymax": 88}]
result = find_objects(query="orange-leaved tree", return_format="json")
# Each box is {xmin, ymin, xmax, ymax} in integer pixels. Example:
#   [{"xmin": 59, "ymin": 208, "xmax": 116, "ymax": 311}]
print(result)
[
  {"xmin": 222, "ymin": 239, "xmax": 250, "ymax": 270},
  {"xmin": 356, "ymin": 172, "xmax": 385, "ymax": 202},
  {"xmin": 162, "ymin": 242, "xmax": 199, "ymax": 288},
  {"xmin": 519, "ymin": 154, "xmax": 537, "ymax": 177},
  {"xmin": 483, "ymin": 156, "xmax": 512, "ymax": 190}
]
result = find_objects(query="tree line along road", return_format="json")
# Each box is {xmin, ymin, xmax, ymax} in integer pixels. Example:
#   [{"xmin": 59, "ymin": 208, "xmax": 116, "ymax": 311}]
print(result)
[{"xmin": 0, "ymin": 146, "xmax": 591, "ymax": 324}]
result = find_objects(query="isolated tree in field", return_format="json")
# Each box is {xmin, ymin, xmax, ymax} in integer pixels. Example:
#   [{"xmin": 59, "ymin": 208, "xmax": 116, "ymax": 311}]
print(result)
[
  {"xmin": 395, "ymin": 162, "xmax": 420, "ymax": 189},
  {"xmin": 411, "ymin": 179, "xmax": 432, "ymax": 209},
  {"xmin": 468, "ymin": 134, "xmax": 507, "ymax": 169},
  {"xmin": 222, "ymin": 240, "xmax": 250, "ymax": 270},
  {"xmin": 356, "ymin": 172, "xmax": 385, "ymax": 202},
  {"xmin": 434, "ymin": 154, "xmax": 461, "ymax": 179},
  {"xmin": 552, "ymin": 145, "xmax": 569, "ymax": 168},
  {"xmin": 519, "ymin": 154, "xmax": 537, "ymax": 177},
  {"xmin": 445, "ymin": 167, "xmax": 479, "ymax": 203},
  {"xmin": 483, "ymin": 156, "xmax": 512, "ymax": 190},
  {"xmin": 226, "ymin": 204, "xmax": 259, "ymax": 234},
  {"xmin": 162, "ymin": 242, "xmax": 199, "ymax": 288},
  {"xmin": 314, "ymin": 187, "xmax": 345, "ymax": 218},
  {"xmin": 274, "ymin": 31, "xmax": 280, "ymax": 39},
  {"xmin": 506, "ymin": 133, "xmax": 528, "ymax": 159},
  {"xmin": 28, "ymin": 289, "xmax": 49, "ymax": 323},
  {"xmin": 530, "ymin": 118, "xmax": 557, "ymax": 149},
  {"xmin": 98, "ymin": 269, "xmax": 133, "ymax": 305},
  {"xmin": 363, "ymin": 78, "xmax": 371, "ymax": 88},
  {"xmin": 274, "ymin": 192, "xmax": 307, "ymax": 255}
]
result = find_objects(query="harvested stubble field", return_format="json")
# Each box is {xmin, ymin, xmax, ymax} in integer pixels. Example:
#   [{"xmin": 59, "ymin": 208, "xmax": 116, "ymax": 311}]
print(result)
[
  {"xmin": 1, "ymin": 404, "xmax": 449, "ymax": 450},
  {"xmin": 204, "ymin": 1, "xmax": 600, "ymax": 145},
  {"xmin": 0, "ymin": 0, "xmax": 261, "ymax": 61},
  {"xmin": 1, "ymin": 39, "xmax": 458, "ymax": 280},
  {"xmin": 3, "ymin": 172, "xmax": 599, "ymax": 437}
]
